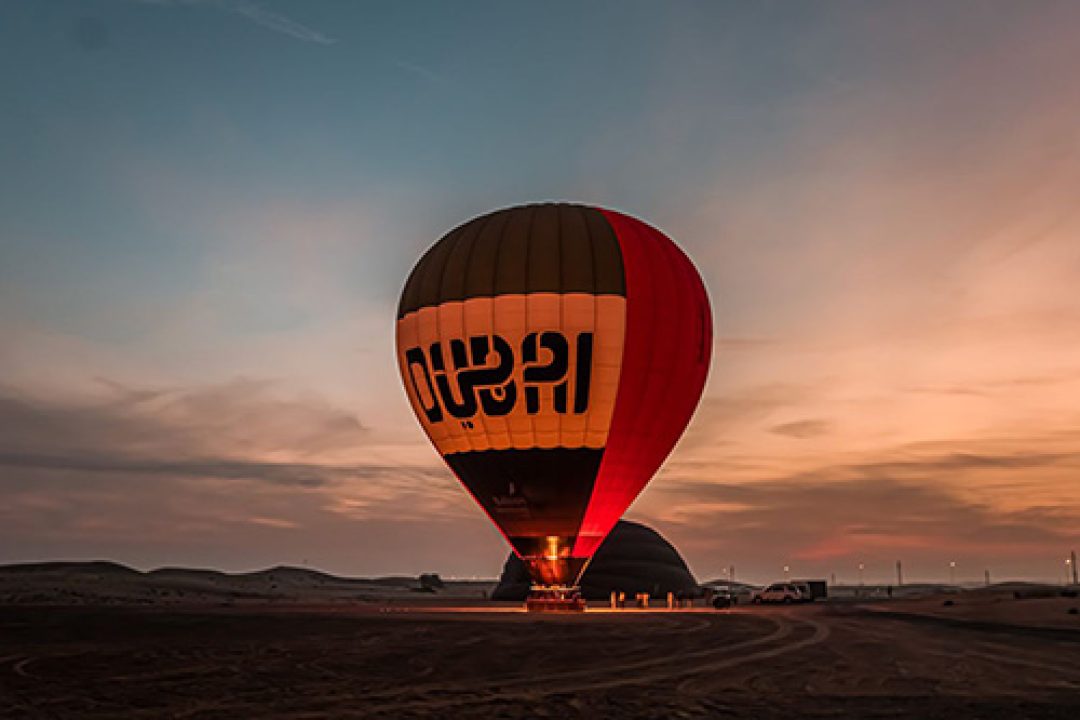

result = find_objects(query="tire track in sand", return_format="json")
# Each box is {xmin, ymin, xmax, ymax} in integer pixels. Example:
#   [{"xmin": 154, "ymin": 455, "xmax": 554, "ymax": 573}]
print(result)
[
  {"xmin": 337, "ymin": 611, "xmax": 785, "ymax": 709},
  {"xmin": 246, "ymin": 612, "xmax": 786, "ymax": 717},
  {"xmin": 348, "ymin": 610, "xmax": 829, "ymax": 717},
  {"xmin": 248, "ymin": 610, "xmax": 770, "ymax": 715}
]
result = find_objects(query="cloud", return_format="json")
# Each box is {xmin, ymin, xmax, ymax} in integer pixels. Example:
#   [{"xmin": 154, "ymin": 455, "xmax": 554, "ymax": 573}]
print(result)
[
  {"xmin": 853, "ymin": 450, "xmax": 1074, "ymax": 477},
  {"xmin": 655, "ymin": 479, "xmax": 1074, "ymax": 579},
  {"xmin": 225, "ymin": 0, "xmax": 336, "ymax": 44},
  {"xmin": 129, "ymin": 0, "xmax": 337, "ymax": 45},
  {"xmin": 667, "ymin": 445, "xmax": 1079, "ymax": 497},
  {"xmin": 245, "ymin": 516, "xmax": 298, "ymax": 529},
  {"xmin": 1, "ymin": 451, "xmax": 350, "ymax": 488},
  {"xmin": 907, "ymin": 371, "xmax": 1080, "ymax": 398},
  {"xmin": 676, "ymin": 383, "xmax": 815, "ymax": 452},
  {"xmin": 638, "ymin": 438, "xmax": 1080, "ymax": 582},
  {"xmin": 770, "ymin": 419, "xmax": 832, "ymax": 439},
  {"xmin": 0, "ymin": 381, "xmax": 496, "ymax": 574},
  {"xmin": 391, "ymin": 58, "xmax": 448, "ymax": 86},
  {"xmin": 0, "ymin": 378, "xmax": 368, "ymax": 464},
  {"xmin": 0, "ymin": 463, "xmax": 500, "ymax": 576},
  {"xmin": 0, "ymin": 381, "xmax": 458, "ymax": 498}
]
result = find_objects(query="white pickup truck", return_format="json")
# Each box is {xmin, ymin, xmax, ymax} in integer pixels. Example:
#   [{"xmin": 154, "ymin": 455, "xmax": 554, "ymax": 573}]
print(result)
[{"xmin": 751, "ymin": 583, "xmax": 804, "ymax": 604}]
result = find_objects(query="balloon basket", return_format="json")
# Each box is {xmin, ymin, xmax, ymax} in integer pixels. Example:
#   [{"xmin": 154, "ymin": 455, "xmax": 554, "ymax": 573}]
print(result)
[{"xmin": 526, "ymin": 586, "xmax": 586, "ymax": 613}]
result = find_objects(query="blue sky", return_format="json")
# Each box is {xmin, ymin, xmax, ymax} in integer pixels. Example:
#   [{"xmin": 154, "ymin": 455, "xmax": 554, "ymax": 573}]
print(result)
[{"xmin": 2, "ymin": 1, "xmax": 1079, "ymax": 583}]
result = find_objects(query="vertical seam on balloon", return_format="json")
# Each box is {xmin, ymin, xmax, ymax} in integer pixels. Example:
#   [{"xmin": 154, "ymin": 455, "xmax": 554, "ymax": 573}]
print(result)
[
  {"xmin": 619, "ymin": 217, "xmax": 657, "ymax": 503},
  {"xmin": 683, "ymin": 242, "xmax": 711, "ymax": 435},
  {"xmin": 581, "ymin": 206, "xmax": 600, "ymax": 543},
  {"xmin": 650, "ymin": 227, "xmax": 691, "ymax": 479},
  {"xmin": 399, "ymin": 240, "xmax": 432, "ymax": 318},
  {"xmin": 634, "ymin": 227, "xmax": 690, "ymax": 480},
  {"xmin": 571, "ymin": 205, "xmax": 602, "ymax": 552},
  {"xmin": 555, "ymin": 204, "xmax": 566, "ymax": 452},
  {"xmin": 590, "ymin": 208, "xmax": 623, "ymax": 449},
  {"xmin": 411, "ymin": 232, "xmax": 438, "ymax": 318},
  {"xmin": 573, "ymin": 209, "xmax": 630, "ymax": 555},
  {"xmin": 437, "ymin": 226, "xmax": 471, "ymax": 454},
  {"xmin": 584, "ymin": 205, "xmax": 598, "ymax": 451},
  {"xmin": 487, "ymin": 212, "xmax": 508, "ymax": 450},
  {"xmin": 396, "ymin": 308, "xmax": 442, "ymax": 454},
  {"xmin": 668, "ymin": 241, "xmax": 696, "ymax": 458},
  {"xmin": 433, "ymin": 232, "xmax": 456, "ymax": 299},
  {"xmin": 413, "ymin": 234, "xmax": 450, "ymax": 450},
  {"xmin": 458, "ymin": 214, "xmax": 493, "ymax": 454},
  {"xmin": 645, "ymin": 225, "xmax": 683, "ymax": 462},
  {"xmin": 664, "ymin": 241, "xmax": 710, "ymax": 459},
  {"xmin": 436, "ymin": 219, "xmax": 485, "ymax": 454},
  {"xmin": 523, "ymin": 204, "xmax": 539, "ymax": 452}
]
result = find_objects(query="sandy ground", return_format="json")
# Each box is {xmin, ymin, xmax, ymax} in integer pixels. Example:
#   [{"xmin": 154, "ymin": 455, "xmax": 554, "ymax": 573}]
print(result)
[{"xmin": 2, "ymin": 597, "xmax": 1079, "ymax": 719}]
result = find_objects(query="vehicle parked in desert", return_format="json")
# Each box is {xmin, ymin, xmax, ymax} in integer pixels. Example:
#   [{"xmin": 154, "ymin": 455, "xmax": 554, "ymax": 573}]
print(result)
[
  {"xmin": 791, "ymin": 579, "xmax": 828, "ymax": 602},
  {"xmin": 711, "ymin": 588, "xmax": 737, "ymax": 608},
  {"xmin": 751, "ymin": 583, "xmax": 804, "ymax": 604}
]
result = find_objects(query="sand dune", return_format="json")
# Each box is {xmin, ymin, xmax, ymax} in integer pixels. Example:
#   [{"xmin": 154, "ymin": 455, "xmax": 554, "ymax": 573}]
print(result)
[{"xmin": 0, "ymin": 561, "xmax": 493, "ymax": 606}]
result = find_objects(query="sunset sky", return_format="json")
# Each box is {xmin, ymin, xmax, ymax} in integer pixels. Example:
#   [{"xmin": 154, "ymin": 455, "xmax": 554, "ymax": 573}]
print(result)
[{"xmin": 2, "ymin": 0, "xmax": 1078, "ymax": 584}]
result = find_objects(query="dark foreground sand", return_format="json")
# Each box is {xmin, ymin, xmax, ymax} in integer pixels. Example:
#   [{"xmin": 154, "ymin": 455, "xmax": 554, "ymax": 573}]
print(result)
[{"xmin": 2, "ymin": 598, "xmax": 1079, "ymax": 719}]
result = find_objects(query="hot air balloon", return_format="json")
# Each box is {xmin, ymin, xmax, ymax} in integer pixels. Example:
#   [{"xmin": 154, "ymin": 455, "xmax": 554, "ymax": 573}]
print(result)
[{"xmin": 396, "ymin": 203, "xmax": 711, "ymax": 608}]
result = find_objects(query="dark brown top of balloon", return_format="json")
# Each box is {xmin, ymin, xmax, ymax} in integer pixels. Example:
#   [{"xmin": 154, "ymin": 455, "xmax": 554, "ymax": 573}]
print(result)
[{"xmin": 397, "ymin": 203, "xmax": 626, "ymax": 318}]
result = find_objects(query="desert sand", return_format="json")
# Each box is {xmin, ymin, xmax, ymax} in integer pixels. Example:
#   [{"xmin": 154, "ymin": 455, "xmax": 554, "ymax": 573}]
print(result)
[{"xmin": 2, "ymin": 564, "xmax": 1079, "ymax": 718}]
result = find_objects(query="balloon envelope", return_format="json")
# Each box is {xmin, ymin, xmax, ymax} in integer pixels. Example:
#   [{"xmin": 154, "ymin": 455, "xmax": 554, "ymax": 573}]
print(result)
[{"xmin": 396, "ymin": 203, "xmax": 711, "ymax": 586}]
